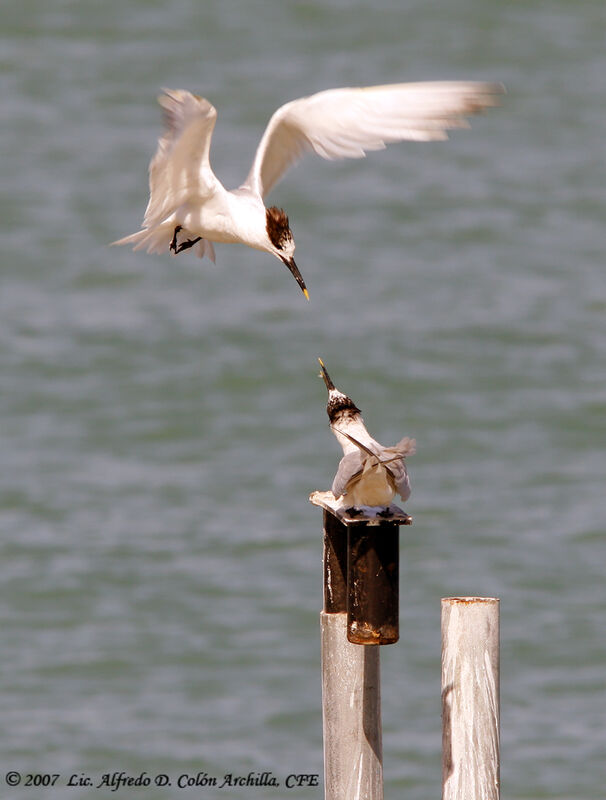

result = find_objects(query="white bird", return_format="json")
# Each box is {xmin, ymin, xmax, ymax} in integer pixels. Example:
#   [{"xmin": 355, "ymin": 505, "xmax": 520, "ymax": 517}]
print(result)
[
  {"xmin": 319, "ymin": 358, "xmax": 416, "ymax": 510},
  {"xmin": 113, "ymin": 82, "xmax": 504, "ymax": 298}
]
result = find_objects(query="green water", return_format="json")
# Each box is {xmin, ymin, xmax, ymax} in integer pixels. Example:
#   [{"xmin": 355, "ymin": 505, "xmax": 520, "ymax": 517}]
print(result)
[{"xmin": 2, "ymin": 1, "xmax": 605, "ymax": 797}]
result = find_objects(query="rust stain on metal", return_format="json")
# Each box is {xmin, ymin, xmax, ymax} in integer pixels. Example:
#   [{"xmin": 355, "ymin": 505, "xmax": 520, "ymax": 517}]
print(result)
[{"xmin": 444, "ymin": 596, "xmax": 499, "ymax": 605}]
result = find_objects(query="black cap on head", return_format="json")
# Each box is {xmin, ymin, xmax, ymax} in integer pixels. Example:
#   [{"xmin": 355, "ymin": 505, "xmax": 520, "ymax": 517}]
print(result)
[{"xmin": 318, "ymin": 359, "xmax": 361, "ymax": 422}]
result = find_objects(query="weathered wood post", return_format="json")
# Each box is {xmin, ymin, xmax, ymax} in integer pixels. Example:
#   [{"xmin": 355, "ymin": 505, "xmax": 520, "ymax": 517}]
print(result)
[
  {"xmin": 441, "ymin": 596, "xmax": 500, "ymax": 800},
  {"xmin": 310, "ymin": 491, "xmax": 411, "ymax": 800}
]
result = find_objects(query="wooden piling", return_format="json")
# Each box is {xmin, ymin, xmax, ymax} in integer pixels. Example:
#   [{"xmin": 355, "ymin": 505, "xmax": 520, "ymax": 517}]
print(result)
[
  {"xmin": 441, "ymin": 596, "xmax": 500, "ymax": 800},
  {"xmin": 311, "ymin": 491, "xmax": 412, "ymax": 800},
  {"xmin": 320, "ymin": 611, "xmax": 383, "ymax": 800}
]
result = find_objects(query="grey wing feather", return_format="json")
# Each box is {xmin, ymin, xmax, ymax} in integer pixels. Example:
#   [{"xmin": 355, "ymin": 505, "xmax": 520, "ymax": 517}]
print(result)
[
  {"xmin": 331, "ymin": 452, "xmax": 364, "ymax": 498},
  {"xmin": 384, "ymin": 437, "xmax": 416, "ymax": 500},
  {"xmin": 386, "ymin": 459, "xmax": 411, "ymax": 499}
]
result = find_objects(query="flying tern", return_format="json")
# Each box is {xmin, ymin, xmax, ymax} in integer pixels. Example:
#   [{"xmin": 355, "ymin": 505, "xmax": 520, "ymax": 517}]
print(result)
[
  {"xmin": 319, "ymin": 359, "xmax": 415, "ymax": 510},
  {"xmin": 114, "ymin": 82, "xmax": 504, "ymax": 298}
]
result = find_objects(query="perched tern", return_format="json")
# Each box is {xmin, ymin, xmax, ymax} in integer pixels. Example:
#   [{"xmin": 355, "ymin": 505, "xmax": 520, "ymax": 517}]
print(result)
[
  {"xmin": 319, "ymin": 359, "xmax": 416, "ymax": 510},
  {"xmin": 114, "ymin": 82, "xmax": 504, "ymax": 298}
]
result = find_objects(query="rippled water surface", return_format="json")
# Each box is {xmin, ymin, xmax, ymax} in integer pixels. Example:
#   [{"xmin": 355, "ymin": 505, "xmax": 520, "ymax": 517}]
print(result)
[{"xmin": 2, "ymin": 1, "xmax": 605, "ymax": 798}]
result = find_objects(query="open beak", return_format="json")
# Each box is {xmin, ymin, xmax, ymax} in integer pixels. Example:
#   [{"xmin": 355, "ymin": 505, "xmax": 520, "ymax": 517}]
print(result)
[
  {"xmin": 281, "ymin": 256, "xmax": 309, "ymax": 300},
  {"xmin": 318, "ymin": 358, "xmax": 335, "ymax": 391}
]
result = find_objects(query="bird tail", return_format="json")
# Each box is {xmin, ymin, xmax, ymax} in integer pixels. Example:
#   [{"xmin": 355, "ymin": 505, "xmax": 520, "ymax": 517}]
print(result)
[
  {"xmin": 112, "ymin": 225, "xmax": 174, "ymax": 255},
  {"xmin": 391, "ymin": 436, "xmax": 416, "ymax": 458},
  {"xmin": 111, "ymin": 225, "xmax": 216, "ymax": 261}
]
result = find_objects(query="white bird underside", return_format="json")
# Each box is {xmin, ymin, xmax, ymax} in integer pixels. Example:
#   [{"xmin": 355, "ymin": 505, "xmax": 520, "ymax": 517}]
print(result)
[{"xmin": 113, "ymin": 81, "xmax": 504, "ymax": 267}]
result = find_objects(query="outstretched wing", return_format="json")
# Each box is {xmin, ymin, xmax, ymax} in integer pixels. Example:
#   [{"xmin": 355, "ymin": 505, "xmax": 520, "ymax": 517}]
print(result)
[
  {"xmin": 242, "ymin": 81, "xmax": 504, "ymax": 198},
  {"xmin": 143, "ymin": 90, "xmax": 219, "ymax": 227}
]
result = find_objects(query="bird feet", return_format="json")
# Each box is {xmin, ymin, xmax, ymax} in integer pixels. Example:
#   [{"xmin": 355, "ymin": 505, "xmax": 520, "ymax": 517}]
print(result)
[
  {"xmin": 344, "ymin": 505, "xmax": 392, "ymax": 518},
  {"xmin": 344, "ymin": 506, "xmax": 363, "ymax": 517},
  {"xmin": 170, "ymin": 225, "xmax": 202, "ymax": 254},
  {"xmin": 169, "ymin": 225, "xmax": 181, "ymax": 253}
]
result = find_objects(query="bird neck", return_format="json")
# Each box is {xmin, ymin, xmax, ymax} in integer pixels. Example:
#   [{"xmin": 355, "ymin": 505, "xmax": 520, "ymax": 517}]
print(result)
[
  {"xmin": 221, "ymin": 191, "xmax": 270, "ymax": 250},
  {"xmin": 333, "ymin": 416, "xmax": 374, "ymax": 454}
]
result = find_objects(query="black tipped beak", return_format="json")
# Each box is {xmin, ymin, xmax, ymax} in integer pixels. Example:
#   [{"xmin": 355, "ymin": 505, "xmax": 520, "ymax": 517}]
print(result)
[
  {"xmin": 318, "ymin": 358, "xmax": 335, "ymax": 391},
  {"xmin": 281, "ymin": 256, "xmax": 309, "ymax": 300}
]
